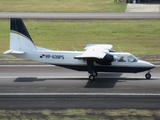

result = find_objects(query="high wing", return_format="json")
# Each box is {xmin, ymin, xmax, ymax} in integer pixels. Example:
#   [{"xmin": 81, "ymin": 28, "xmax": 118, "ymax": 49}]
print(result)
[
  {"xmin": 74, "ymin": 44, "xmax": 113, "ymax": 59},
  {"xmin": 74, "ymin": 44, "xmax": 116, "ymax": 80}
]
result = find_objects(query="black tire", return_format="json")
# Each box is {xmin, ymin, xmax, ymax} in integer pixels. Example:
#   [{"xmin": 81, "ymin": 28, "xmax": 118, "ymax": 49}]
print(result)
[
  {"xmin": 89, "ymin": 75, "xmax": 95, "ymax": 81},
  {"xmin": 145, "ymin": 73, "xmax": 151, "ymax": 79},
  {"xmin": 93, "ymin": 72, "xmax": 98, "ymax": 77}
]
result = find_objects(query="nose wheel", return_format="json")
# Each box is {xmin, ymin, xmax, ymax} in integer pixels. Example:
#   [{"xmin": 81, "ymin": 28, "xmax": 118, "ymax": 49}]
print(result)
[{"xmin": 145, "ymin": 72, "xmax": 151, "ymax": 79}]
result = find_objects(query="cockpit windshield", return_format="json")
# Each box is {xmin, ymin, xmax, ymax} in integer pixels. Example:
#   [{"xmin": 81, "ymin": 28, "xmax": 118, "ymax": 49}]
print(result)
[{"xmin": 128, "ymin": 55, "xmax": 138, "ymax": 62}]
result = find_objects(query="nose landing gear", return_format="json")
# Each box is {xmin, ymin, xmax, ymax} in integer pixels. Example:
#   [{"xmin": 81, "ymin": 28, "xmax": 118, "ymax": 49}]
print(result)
[{"xmin": 145, "ymin": 72, "xmax": 151, "ymax": 79}]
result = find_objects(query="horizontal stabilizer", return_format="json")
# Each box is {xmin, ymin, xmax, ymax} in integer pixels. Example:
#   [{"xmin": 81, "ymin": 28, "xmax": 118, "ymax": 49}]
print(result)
[{"xmin": 4, "ymin": 49, "xmax": 25, "ymax": 55}]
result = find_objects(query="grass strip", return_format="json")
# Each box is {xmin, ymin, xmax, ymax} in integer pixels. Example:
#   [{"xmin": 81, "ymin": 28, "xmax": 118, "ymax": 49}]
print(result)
[
  {"xmin": 0, "ymin": 0, "xmax": 126, "ymax": 12},
  {"xmin": 0, "ymin": 109, "xmax": 160, "ymax": 120},
  {"xmin": 0, "ymin": 20, "xmax": 160, "ymax": 54}
]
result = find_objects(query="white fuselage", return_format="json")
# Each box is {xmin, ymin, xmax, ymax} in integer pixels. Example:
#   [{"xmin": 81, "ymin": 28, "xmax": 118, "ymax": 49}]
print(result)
[{"xmin": 12, "ymin": 47, "xmax": 155, "ymax": 73}]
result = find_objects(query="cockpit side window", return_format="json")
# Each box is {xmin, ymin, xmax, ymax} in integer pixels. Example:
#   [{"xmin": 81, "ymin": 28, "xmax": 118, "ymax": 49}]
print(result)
[
  {"xmin": 118, "ymin": 56, "xmax": 126, "ymax": 62},
  {"xmin": 128, "ymin": 55, "xmax": 138, "ymax": 62}
]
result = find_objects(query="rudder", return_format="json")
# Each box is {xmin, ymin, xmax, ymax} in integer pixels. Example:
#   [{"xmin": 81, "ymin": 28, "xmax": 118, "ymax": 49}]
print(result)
[{"xmin": 10, "ymin": 18, "xmax": 36, "ymax": 51}]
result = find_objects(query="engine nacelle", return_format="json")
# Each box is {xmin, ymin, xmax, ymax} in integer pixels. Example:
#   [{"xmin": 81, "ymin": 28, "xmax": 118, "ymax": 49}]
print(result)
[{"xmin": 96, "ymin": 54, "xmax": 114, "ymax": 65}]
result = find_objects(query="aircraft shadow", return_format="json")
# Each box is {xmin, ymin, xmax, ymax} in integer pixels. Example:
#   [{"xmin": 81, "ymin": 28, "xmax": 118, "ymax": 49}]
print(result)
[
  {"xmin": 13, "ymin": 77, "xmax": 88, "ymax": 82},
  {"xmin": 14, "ymin": 77, "xmax": 157, "ymax": 88},
  {"xmin": 14, "ymin": 77, "xmax": 119, "ymax": 88},
  {"xmin": 14, "ymin": 77, "xmax": 45, "ymax": 82},
  {"xmin": 85, "ymin": 78, "xmax": 118, "ymax": 88}
]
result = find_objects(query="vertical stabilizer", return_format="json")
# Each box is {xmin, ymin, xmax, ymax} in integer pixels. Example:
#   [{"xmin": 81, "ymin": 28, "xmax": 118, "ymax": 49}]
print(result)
[{"xmin": 4, "ymin": 18, "xmax": 36, "ymax": 54}]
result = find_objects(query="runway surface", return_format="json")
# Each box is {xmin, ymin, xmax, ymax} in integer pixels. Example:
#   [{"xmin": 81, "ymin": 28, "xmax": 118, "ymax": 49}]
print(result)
[
  {"xmin": 0, "ymin": 65, "xmax": 160, "ymax": 109},
  {"xmin": 0, "ymin": 65, "xmax": 159, "ymax": 94},
  {"xmin": 0, "ymin": 94, "xmax": 160, "ymax": 109},
  {"xmin": 0, "ymin": 12, "xmax": 160, "ymax": 20}
]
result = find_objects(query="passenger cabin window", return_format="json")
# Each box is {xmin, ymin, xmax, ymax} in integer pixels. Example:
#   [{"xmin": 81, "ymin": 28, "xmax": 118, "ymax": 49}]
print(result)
[
  {"xmin": 118, "ymin": 56, "xmax": 126, "ymax": 62},
  {"xmin": 128, "ymin": 55, "xmax": 138, "ymax": 62}
]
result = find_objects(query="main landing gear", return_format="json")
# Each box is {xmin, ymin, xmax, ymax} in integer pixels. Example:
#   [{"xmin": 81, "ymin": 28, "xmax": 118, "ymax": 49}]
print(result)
[
  {"xmin": 89, "ymin": 72, "xmax": 98, "ymax": 81},
  {"xmin": 145, "ymin": 72, "xmax": 151, "ymax": 79},
  {"xmin": 89, "ymin": 75, "xmax": 95, "ymax": 81}
]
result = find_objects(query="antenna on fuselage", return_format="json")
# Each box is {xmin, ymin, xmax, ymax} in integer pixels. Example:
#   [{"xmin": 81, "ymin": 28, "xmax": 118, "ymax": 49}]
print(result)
[
  {"xmin": 118, "ymin": 46, "xmax": 123, "ymax": 53},
  {"xmin": 72, "ymin": 45, "xmax": 77, "ymax": 51}
]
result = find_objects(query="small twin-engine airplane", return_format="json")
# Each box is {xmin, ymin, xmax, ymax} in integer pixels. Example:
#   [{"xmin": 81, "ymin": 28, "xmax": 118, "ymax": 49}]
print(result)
[{"xmin": 4, "ymin": 18, "xmax": 155, "ymax": 81}]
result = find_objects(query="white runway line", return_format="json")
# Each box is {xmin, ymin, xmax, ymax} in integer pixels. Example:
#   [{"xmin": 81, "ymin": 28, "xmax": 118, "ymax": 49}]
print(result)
[
  {"xmin": 0, "ymin": 93, "xmax": 160, "ymax": 96},
  {"xmin": 0, "ymin": 76, "xmax": 160, "ymax": 79},
  {"xmin": 0, "ymin": 65, "xmax": 160, "ymax": 67},
  {"xmin": 0, "ymin": 65, "xmax": 55, "ymax": 67}
]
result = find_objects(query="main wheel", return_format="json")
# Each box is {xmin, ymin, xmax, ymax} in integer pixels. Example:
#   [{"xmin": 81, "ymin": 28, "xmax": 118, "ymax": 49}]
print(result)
[
  {"xmin": 89, "ymin": 75, "xmax": 95, "ymax": 81},
  {"xmin": 145, "ymin": 73, "xmax": 151, "ymax": 79}
]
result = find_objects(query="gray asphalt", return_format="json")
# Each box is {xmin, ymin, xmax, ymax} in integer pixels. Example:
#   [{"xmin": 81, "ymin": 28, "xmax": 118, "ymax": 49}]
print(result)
[
  {"xmin": 0, "ymin": 65, "xmax": 160, "ymax": 109},
  {"xmin": 0, "ymin": 12, "xmax": 160, "ymax": 20},
  {"xmin": 0, "ymin": 95, "xmax": 160, "ymax": 109},
  {"xmin": 0, "ymin": 65, "xmax": 159, "ymax": 94}
]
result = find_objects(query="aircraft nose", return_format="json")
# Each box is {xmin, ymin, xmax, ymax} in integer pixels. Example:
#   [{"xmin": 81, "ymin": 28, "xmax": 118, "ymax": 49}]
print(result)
[
  {"xmin": 148, "ymin": 63, "xmax": 155, "ymax": 69},
  {"xmin": 141, "ymin": 60, "xmax": 155, "ymax": 69}
]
